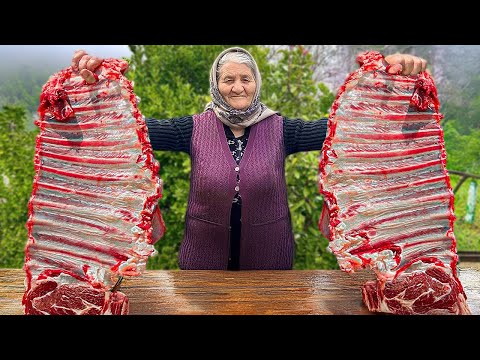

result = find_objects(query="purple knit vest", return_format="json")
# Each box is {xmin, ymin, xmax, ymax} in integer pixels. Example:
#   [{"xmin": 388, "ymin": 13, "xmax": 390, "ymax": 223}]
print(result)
[{"xmin": 178, "ymin": 110, "xmax": 294, "ymax": 270}]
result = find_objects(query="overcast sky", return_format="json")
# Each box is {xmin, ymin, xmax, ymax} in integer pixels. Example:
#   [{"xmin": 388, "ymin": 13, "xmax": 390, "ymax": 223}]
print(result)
[{"xmin": 1, "ymin": 45, "xmax": 132, "ymax": 72}]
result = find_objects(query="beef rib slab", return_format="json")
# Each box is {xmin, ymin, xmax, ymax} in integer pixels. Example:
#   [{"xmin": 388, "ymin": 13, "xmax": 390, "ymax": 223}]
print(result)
[{"xmin": 318, "ymin": 51, "xmax": 471, "ymax": 315}]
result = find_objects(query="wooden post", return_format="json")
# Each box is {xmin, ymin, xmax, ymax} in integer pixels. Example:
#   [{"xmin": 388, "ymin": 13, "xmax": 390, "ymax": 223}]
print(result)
[{"xmin": 465, "ymin": 180, "xmax": 477, "ymax": 224}]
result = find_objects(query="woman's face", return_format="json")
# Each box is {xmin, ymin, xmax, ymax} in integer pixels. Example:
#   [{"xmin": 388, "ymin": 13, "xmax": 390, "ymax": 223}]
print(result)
[{"xmin": 218, "ymin": 62, "xmax": 256, "ymax": 110}]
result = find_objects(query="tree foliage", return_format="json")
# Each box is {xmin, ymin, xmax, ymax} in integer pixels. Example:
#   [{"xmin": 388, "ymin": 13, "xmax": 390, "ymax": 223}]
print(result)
[
  {"xmin": 442, "ymin": 119, "xmax": 480, "ymax": 251},
  {"xmin": 442, "ymin": 74, "xmax": 480, "ymax": 135},
  {"xmin": 0, "ymin": 105, "xmax": 37, "ymax": 267},
  {"xmin": 0, "ymin": 66, "xmax": 52, "ymax": 124},
  {"xmin": 443, "ymin": 120, "xmax": 480, "ymax": 175}
]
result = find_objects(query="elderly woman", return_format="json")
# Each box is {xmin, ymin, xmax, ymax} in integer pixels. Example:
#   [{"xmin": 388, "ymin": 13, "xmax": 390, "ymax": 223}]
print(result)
[{"xmin": 72, "ymin": 47, "xmax": 428, "ymax": 271}]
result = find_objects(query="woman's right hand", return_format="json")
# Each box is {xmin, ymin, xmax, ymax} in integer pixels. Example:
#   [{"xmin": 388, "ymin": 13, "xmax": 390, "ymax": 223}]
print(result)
[{"xmin": 71, "ymin": 50, "xmax": 104, "ymax": 84}]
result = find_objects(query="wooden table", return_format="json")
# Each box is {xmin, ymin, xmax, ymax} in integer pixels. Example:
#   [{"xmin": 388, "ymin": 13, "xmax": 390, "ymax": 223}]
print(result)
[{"xmin": 1, "ymin": 268, "xmax": 478, "ymax": 315}]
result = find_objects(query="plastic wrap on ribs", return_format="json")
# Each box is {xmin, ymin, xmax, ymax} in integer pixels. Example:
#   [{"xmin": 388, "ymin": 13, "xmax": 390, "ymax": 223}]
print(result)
[
  {"xmin": 318, "ymin": 51, "xmax": 471, "ymax": 315},
  {"xmin": 22, "ymin": 59, "xmax": 166, "ymax": 315}
]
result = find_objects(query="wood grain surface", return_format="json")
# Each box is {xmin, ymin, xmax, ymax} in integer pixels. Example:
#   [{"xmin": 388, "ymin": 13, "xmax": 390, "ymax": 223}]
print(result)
[{"xmin": 1, "ymin": 268, "xmax": 478, "ymax": 315}]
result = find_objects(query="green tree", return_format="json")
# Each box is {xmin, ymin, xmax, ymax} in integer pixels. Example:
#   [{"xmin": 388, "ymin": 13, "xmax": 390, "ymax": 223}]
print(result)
[
  {"xmin": 443, "ymin": 120, "xmax": 480, "ymax": 175},
  {"xmin": 127, "ymin": 45, "xmax": 337, "ymax": 270},
  {"xmin": 0, "ymin": 105, "xmax": 38, "ymax": 267},
  {"xmin": 0, "ymin": 66, "xmax": 53, "ymax": 124},
  {"xmin": 443, "ymin": 119, "xmax": 480, "ymax": 252},
  {"xmin": 442, "ymin": 74, "xmax": 480, "ymax": 135}
]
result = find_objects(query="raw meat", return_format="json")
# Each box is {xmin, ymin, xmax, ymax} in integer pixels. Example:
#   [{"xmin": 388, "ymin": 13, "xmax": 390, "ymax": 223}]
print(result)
[
  {"xmin": 23, "ymin": 59, "xmax": 165, "ymax": 315},
  {"xmin": 318, "ymin": 51, "xmax": 471, "ymax": 315}
]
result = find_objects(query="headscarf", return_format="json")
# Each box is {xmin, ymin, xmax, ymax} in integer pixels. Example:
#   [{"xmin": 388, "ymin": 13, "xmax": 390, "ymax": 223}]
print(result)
[{"xmin": 204, "ymin": 47, "xmax": 278, "ymax": 130}]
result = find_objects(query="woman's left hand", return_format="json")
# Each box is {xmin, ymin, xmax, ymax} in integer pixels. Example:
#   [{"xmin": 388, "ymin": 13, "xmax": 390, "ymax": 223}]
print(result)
[{"xmin": 384, "ymin": 53, "xmax": 428, "ymax": 75}]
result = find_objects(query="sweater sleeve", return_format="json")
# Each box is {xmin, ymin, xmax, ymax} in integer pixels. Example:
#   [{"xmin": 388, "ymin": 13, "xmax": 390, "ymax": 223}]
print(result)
[
  {"xmin": 283, "ymin": 117, "xmax": 329, "ymax": 156},
  {"xmin": 146, "ymin": 116, "xmax": 193, "ymax": 155}
]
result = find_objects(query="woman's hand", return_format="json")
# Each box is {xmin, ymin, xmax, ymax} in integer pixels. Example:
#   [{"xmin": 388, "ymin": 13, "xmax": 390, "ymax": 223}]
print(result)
[
  {"xmin": 71, "ymin": 50, "xmax": 105, "ymax": 84},
  {"xmin": 384, "ymin": 53, "xmax": 428, "ymax": 75}
]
